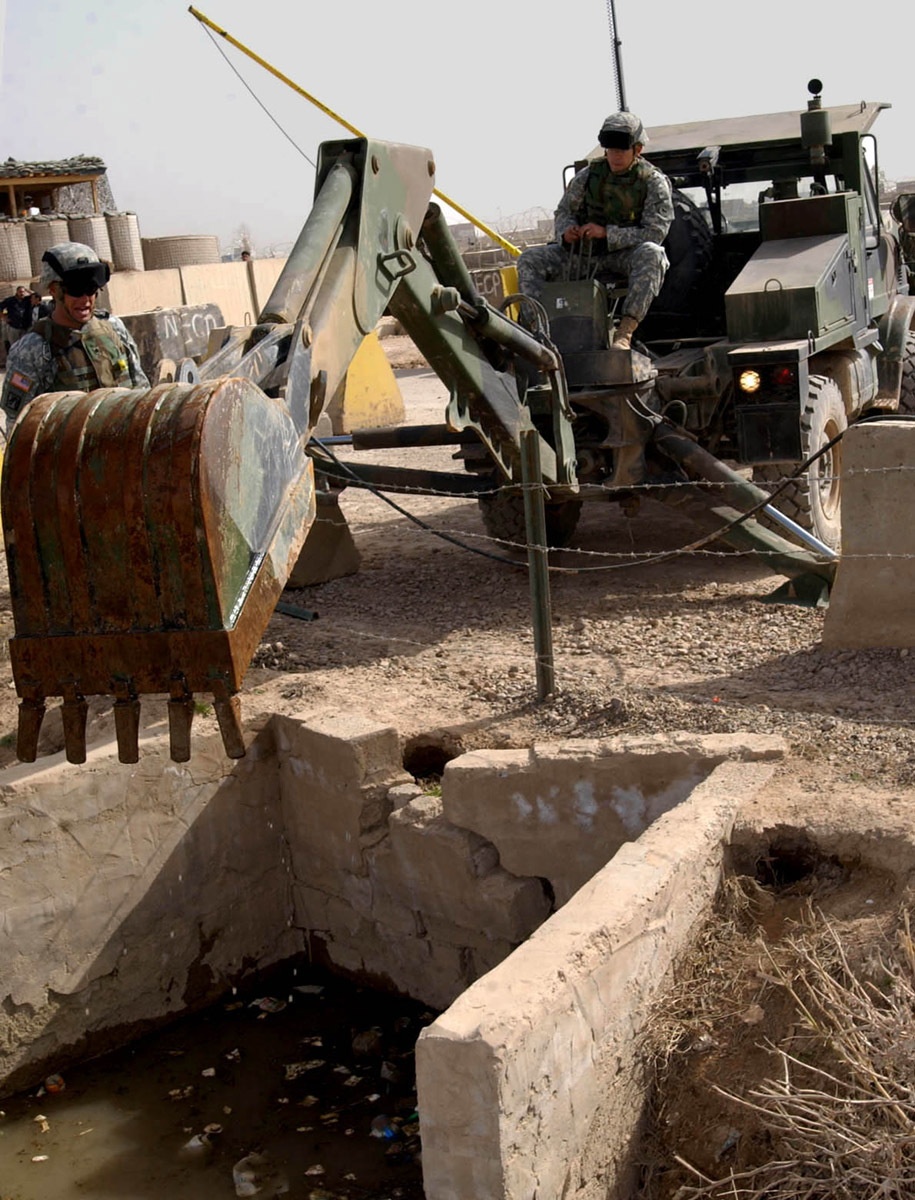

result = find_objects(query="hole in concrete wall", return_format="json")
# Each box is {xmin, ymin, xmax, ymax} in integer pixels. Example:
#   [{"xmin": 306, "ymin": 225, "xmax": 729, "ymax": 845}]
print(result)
[{"xmin": 402, "ymin": 730, "xmax": 463, "ymax": 784}]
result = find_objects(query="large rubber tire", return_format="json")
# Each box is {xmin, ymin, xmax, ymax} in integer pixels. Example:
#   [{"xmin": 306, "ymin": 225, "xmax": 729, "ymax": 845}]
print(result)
[
  {"xmin": 753, "ymin": 375, "xmax": 847, "ymax": 550},
  {"xmin": 478, "ymin": 490, "xmax": 583, "ymax": 550},
  {"xmin": 652, "ymin": 188, "xmax": 714, "ymax": 317},
  {"xmin": 899, "ymin": 329, "xmax": 915, "ymax": 414}
]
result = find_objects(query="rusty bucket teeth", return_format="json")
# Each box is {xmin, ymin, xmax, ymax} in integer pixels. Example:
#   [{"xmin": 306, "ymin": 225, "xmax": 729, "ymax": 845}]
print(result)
[
  {"xmin": 213, "ymin": 686, "xmax": 246, "ymax": 760},
  {"xmin": 113, "ymin": 679, "xmax": 141, "ymax": 765},
  {"xmin": 168, "ymin": 674, "xmax": 195, "ymax": 764},
  {"xmin": 16, "ymin": 682, "xmax": 46, "ymax": 763},
  {"xmin": 61, "ymin": 681, "xmax": 89, "ymax": 765}
]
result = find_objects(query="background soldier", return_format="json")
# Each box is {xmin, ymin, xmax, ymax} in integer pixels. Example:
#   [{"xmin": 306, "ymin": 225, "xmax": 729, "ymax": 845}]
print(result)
[
  {"xmin": 517, "ymin": 111, "xmax": 674, "ymax": 350},
  {"xmin": 1, "ymin": 242, "xmax": 149, "ymax": 436}
]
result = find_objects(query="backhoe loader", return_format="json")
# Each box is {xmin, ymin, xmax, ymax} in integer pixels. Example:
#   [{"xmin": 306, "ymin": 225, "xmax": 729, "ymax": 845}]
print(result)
[{"xmin": 1, "ymin": 134, "xmax": 837, "ymax": 768}]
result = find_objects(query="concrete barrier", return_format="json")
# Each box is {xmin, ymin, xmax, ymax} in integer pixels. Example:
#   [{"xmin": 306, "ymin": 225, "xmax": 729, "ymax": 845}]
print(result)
[
  {"xmin": 121, "ymin": 303, "xmax": 224, "ymax": 379},
  {"xmin": 416, "ymin": 758, "xmax": 779, "ymax": 1200},
  {"xmin": 180, "ymin": 261, "xmax": 257, "ymax": 328},
  {"xmin": 823, "ymin": 420, "xmax": 915, "ymax": 647},
  {"xmin": 249, "ymin": 257, "xmax": 287, "ymax": 314},
  {"xmin": 103, "ymin": 267, "xmax": 183, "ymax": 316},
  {"xmin": 442, "ymin": 733, "xmax": 785, "ymax": 905}
]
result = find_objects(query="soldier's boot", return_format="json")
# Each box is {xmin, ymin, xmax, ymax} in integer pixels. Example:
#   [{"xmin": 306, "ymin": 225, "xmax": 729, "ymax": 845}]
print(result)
[{"xmin": 612, "ymin": 315, "xmax": 639, "ymax": 350}]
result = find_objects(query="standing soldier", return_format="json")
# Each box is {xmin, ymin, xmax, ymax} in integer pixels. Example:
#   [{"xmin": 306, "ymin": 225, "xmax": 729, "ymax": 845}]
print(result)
[
  {"xmin": 517, "ymin": 112, "xmax": 674, "ymax": 349},
  {"xmin": 1, "ymin": 242, "xmax": 149, "ymax": 436}
]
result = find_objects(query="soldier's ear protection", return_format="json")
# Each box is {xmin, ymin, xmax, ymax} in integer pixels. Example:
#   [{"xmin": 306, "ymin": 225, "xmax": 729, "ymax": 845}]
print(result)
[
  {"xmin": 599, "ymin": 130, "xmax": 636, "ymax": 150},
  {"xmin": 42, "ymin": 251, "xmax": 111, "ymax": 297}
]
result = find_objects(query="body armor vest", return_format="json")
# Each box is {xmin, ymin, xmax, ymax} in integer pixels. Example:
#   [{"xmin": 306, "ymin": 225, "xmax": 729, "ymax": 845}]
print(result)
[
  {"xmin": 33, "ymin": 316, "xmax": 133, "ymax": 392},
  {"xmin": 581, "ymin": 158, "xmax": 653, "ymax": 228}
]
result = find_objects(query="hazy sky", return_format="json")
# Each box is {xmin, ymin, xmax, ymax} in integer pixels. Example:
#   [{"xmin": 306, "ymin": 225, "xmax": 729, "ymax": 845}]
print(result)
[{"xmin": 1, "ymin": 0, "xmax": 913, "ymax": 255}]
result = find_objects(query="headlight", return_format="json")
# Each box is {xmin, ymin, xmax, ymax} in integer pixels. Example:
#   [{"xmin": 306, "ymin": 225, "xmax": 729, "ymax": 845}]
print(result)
[{"xmin": 738, "ymin": 369, "xmax": 762, "ymax": 394}]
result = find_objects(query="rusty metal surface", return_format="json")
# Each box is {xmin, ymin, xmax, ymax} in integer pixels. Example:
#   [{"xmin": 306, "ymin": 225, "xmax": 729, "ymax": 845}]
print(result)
[{"xmin": 3, "ymin": 379, "xmax": 315, "ymax": 763}]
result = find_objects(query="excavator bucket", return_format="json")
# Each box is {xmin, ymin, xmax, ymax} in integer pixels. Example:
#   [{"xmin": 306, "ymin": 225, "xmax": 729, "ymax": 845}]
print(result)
[
  {"xmin": 2, "ymin": 378, "xmax": 314, "ymax": 765},
  {"xmin": 1, "ymin": 136, "xmax": 568, "ymax": 768}
]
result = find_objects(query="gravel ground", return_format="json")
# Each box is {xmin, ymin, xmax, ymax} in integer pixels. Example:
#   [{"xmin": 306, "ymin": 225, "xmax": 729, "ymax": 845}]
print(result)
[{"xmin": 0, "ymin": 341, "xmax": 913, "ymax": 804}]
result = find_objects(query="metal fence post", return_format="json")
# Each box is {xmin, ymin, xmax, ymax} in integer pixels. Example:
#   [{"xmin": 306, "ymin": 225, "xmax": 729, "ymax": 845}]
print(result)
[{"xmin": 520, "ymin": 429, "xmax": 555, "ymax": 699}]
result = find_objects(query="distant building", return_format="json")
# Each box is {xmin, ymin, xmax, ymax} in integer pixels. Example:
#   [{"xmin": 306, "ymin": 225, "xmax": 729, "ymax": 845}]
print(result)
[{"xmin": 0, "ymin": 155, "xmax": 116, "ymax": 218}]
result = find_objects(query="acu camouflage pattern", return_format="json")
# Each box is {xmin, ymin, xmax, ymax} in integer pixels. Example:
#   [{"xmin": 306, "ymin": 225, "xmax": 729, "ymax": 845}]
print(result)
[
  {"xmin": 556, "ymin": 155, "xmax": 673, "ymax": 249},
  {"xmin": 1, "ymin": 312, "xmax": 149, "ymax": 421},
  {"xmin": 517, "ymin": 155, "xmax": 674, "ymax": 322}
]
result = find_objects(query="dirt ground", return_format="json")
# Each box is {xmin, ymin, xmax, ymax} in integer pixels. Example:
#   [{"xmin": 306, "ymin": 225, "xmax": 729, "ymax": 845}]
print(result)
[
  {"xmin": 0, "ymin": 334, "xmax": 913, "ymax": 795},
  {"xmin": 1, "ymin": 337, "xmax": 915, "ymax": 1195}
]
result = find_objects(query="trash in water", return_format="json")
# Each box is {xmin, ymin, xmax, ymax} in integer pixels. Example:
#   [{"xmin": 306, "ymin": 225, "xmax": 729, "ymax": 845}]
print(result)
[
  {"xmin": 225, "ymin": 1047, "xmax": 241, "ymax": 1062},
  {"xmin": 179, "ymin": 1132, "xmax": 215, "ymax": 1163},
  {"xmin": 293, "ymin": 984, "xmax": 324, "ymax": 995},
  {"xmin": 351, "ymin": 1028, "xmax": 383, "ymax": 1057},
  {"xmin": 370, "ymin": 1114, "xmax": 400, "ymax": 1140},
  {"xmin": 249, "ymin": 997, "xmax": 287, "ymax": 1014},
  {"xmin": 284, "ymin": 1060, "xmax": 324, "ymax": 1080},
  {"xmin": 204, "ymin": 1123, "xmax": 224, "ymax": 1135},
  {"xmin": 380, "ymin": 1060, "xmax": 401, "ymax": 1084},
  {"xmin": 168, "ymin": 1085, "xmax": 195, "ymax": 1101},
  {"xmin": 298, "ymin": 1095, "xmax": 319, "ymax": 1108},
  {"xmin": 201, "ymin": 1067, "xmax": 217, "ymax": 1077},
  {"xmin": 31, "ymin": 1155, "xmax": 49, "ymax": 1163},
  {"xmin": 304, "ymin": 1163, "xmax": 325, "ymax": 1176},
  {"xmin": 33, "ymin": 1114, "xmax": 50, "ymax": 1133},
  {"xmin": 44, "ymin": 1074, "xmax": 65, "ymax": 1093},
  {"xmin": 343, "ymin": 1075, "xmax": 361, "ymax": 1087},
  {"xmin": 232, "ymin": 1151, "xmax": 290, "ymax": 1196}
]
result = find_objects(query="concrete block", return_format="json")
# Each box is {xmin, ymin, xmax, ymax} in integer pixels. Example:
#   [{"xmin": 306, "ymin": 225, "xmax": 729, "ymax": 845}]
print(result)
[
  {"xmin": 381, "ymin": 796, "xmax": 552, "ymax": 941},
  {"xmin": 824, "ymin": 420, "xmax": 915, "ymax": 647},
  {"xmin": 442, "ymin": 733, "xmax": 784, "ymax": 905},
  {"xmin": 417, "ymin": 759, "xmax": 777, "ymax": 1200},
  {"xmin": 275, "ymin": 712, "xmax": 402, "ymax": 876},
  {"xmin": 121, "ymin": 303, "xmax": 224, "ymax": 380},
  {"xmin": 104, "ymin": 268, "xmax": 182, "ymax": 316},
  {"xmin": 180, "ymin": 261, "xmax": 257, "ymax": 328},
  {"xmin": 287, "ymin": 491, "xmax": 361, "ymax": 587}
]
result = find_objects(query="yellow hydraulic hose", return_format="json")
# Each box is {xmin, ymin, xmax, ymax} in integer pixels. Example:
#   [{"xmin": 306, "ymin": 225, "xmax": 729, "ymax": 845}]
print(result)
[{"xmin": 188, "ymin": 6, "xmax": 521, "ymax": 258}]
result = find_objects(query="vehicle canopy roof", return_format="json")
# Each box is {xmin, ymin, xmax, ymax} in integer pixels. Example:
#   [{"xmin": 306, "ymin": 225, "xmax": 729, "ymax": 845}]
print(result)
[{"xmin": 584, "ymin": 101, "xmax": 891, "ymax": 193}]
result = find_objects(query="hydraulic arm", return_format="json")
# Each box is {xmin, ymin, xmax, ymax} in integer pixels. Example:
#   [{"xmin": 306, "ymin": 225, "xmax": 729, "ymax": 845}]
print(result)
[{"xmin": 2, "ymin": 138, "xmax": 574, "ymax": 766}]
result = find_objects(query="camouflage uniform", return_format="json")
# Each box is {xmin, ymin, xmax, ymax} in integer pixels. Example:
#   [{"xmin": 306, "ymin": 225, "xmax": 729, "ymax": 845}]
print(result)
[
  {"xmin": 517, "ymin": 155, "xmax": 674, "ymax": 321},
  {"xmin": 1, "ymin": 312, "xmax": 149, "ymax": 435}
]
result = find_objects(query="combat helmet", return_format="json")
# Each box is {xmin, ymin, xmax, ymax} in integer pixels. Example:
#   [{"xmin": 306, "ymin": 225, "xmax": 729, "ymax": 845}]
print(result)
[
  {"xmin": 40, "ymin": 241, "xmax": 111, "ymax": 293},
  {"xmin": 598, "ymin": 112, "xmax": 648, "ymax": 150}
]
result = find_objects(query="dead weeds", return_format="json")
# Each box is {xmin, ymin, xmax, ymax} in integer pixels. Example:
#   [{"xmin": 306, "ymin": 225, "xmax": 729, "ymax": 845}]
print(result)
[{"xmin": 638, "ymin": 865, "xmax": 915, "ymax": 1199}]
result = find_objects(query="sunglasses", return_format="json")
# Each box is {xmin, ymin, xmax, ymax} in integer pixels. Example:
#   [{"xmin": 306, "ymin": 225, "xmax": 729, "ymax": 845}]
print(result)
[
  {"xmin": 599, "ymin": 136, "xmax": 635, "ymax": 151},
  {"xmin": 60, "ymin": 267, "xmax": 108, "ymax": 298}
]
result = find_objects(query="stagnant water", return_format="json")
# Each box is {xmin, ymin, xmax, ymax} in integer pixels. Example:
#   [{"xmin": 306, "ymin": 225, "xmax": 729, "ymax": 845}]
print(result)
[{"xmin": 1, "ymin": 961, "xmax": 431, "ymax": 1199}]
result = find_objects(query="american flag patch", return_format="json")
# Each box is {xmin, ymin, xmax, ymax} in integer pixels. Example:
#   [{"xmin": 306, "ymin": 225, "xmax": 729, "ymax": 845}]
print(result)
[{"xmin": 9, "ymin": 371, "xmax": 32, "ymax": 392}]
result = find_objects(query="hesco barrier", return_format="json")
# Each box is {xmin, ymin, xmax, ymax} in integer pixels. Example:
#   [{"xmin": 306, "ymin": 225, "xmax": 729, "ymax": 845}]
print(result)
[
  {"xmin": 67, "ymin": 214, "xmax": 112, "ymax": 263},
  {"xmin": 142, "ymin": 234, "xmax": 220, "ymax": 270},
  {"xmin": 24, "ymin": 217, "xmax": 69, "ymax": 276},
  {"xmin": 105, "ymin": 212, "xmax": 144, "ymax": 271},
  {"xmin": 0, "ymin": 221, "xmax": 31, "ymax": 281}
]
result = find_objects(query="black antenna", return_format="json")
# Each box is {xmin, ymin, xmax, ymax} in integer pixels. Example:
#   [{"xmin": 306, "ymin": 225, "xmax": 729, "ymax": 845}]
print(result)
[{"xmin": 606, "ymin": 0, "xmax": 628, "ymax": 112}]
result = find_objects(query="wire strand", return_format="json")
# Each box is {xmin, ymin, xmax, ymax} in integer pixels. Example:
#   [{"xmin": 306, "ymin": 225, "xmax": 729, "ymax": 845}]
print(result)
[{"xmin": 199, "ymin": 24, "xmax": 317, "ymax": 169}]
